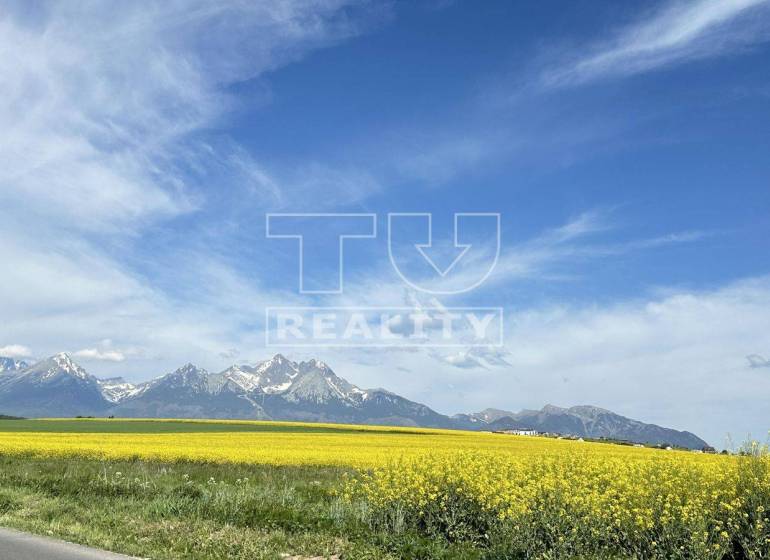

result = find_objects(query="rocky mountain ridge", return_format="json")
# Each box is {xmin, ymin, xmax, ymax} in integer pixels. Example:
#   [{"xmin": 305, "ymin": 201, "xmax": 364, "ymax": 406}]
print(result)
[
  {"xmin": 0, "ymin": 353, "xmax": 709, "ymax": 448},
  {"xmin": 454, "ymin": 404, "xmax": 707, "ymax": 449}
]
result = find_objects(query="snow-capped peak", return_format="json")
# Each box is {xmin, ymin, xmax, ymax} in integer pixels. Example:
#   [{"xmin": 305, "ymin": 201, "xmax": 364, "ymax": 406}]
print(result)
[
  {"xmin": 176, "ymin": 363, "xmax": 203, "ymax": 375},
  {"xmin": 50, "ymin": 353, "xmax": 91, "ymax": 380},
  {"xmin": 248, "ymin": 355, "xmax": 300, "ymax": 393},
  {"xmin": 256, "ymin": 354, "xmax": 298, "ymax": 373},
  {"xmin": 282, "ymin": 359, "xmax": 364, "ymax": 404},
  {"xmin": 163, "ymin": 363, "xmax": 209, "ymax": 387}
]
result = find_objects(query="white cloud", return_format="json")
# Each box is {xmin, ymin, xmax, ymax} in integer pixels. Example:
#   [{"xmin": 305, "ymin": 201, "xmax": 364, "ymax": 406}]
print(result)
[
  {"xmin": 0, "ymin": 1, "xmax": 375, "ymax": 231},
  {"xmin": 0, "ymin": 344, "xmax": 32, "ymax": 358},
  {"xmin": 431, "ymin": 346, "xmax": 512, "ymax": 370},
  {"xmin": 0, "ymin": 1, "xmax": 380, "ymax": 379},
  {"xmin": 73, "ymin": 349, "xmax": 127, "ymax": 362},
  {"xmin": 431, "ymin": 350, "xmax": 486, "ymax": 369},
  {"xmin": 318, "ymin": 208, "xmax": 710, "ymax": 316},
  {"xmin": 392, "ymin": 209, "xmax": 708, "ymax": 294},
  {"xmin": 489, "ymin": 216, "xmax": 710, "ymax": 288},
  {"xmin": 543, "ymin": 0, "xmax": 770, "ymax": 87},
  {"xmin": 468, "ymin": 277, "xmax": 770, "ymax": 445},
  {"xmin": 321, "ymin": 275, "xmax": 770, "ymax": 447}
]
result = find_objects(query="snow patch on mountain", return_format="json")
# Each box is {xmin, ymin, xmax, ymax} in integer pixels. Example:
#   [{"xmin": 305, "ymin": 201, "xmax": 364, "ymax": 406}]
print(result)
[
  {"xmin": 0, "ymin": 357, "xmax": 29, "ymax": 373},
  {"xmin": 218, "ymin": 365, "xmax": 262, "ymax": 392},
  {"xmin": 97, "ymin": 377, "xmax": 140, "ymax": 403}
]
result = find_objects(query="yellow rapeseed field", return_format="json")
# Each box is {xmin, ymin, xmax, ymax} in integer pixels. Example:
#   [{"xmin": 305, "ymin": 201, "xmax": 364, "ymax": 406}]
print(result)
[
  {"xmin": 0, "ymin": 418, "xmax": 671, "ymax": 468},
  {"xmin": 346, "ymin": 450, "xmax": 770, "ymax": 557},
  {"xmin": 1, "ymin": 419, "xmax": 768, "ymax": 557}
]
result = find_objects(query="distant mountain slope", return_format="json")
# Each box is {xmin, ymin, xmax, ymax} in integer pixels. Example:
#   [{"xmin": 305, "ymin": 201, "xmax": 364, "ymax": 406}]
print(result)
[
  {"xmin": 105, "ymin": 355, "xmax": 451, "ymax": 427},
  {"xmin": 0, "ymin": 353, "xmax": 708, "ymax": 447},
  {"xmin": 0, "ymin": 353, "xmax": 110, "ymax": 417},
  {"xmin": 110, "ymin": 364, "xmax": 269, "ymax": 420},
  {"xmin": 462, "ymin": 404, "xmax": 707, "ymax": 449}
]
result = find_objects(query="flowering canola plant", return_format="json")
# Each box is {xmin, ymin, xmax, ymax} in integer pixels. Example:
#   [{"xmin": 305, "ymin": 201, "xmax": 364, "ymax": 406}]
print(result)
[
  {"xmin": 345, "ymin": 445, "xmax": 770, "ymax": 559},
  {"xmin": 0, "ymin": 419, "xmax": 768, "ymax": 558}
]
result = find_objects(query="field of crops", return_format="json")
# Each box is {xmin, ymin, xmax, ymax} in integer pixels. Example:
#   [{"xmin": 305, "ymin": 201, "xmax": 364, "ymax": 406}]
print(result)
[
  {"xmin": 0, "ymin": 417, "xmax": 678, "ymax": 467},
  {"xmin": 0, "ymin": 418, "xmax": 768, "ymax": 559}
]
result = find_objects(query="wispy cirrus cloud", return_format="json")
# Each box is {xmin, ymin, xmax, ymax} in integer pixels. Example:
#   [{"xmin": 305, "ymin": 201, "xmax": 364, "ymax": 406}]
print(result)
[
  {"xmin": 325, "ymin": 208, "xmax": 711, "ymax": 309},
  {"xmin": 542, "ymin": 0, "xmax": 770, "ymax": 88},
  {"xmin": 0, "ymin": 1, "xmax": 383, "ymax": 378},
  {"xmin": 0, "ymin": 1, "xmax": 378, "ymax": 231},
  {"xmin": 427, "ymin": 210, "xmax": 711, "ymax": 293}
]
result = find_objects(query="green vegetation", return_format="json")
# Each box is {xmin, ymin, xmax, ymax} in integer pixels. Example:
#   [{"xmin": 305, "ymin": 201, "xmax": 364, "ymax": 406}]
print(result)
[
  {"xmin": 0, "ymin": 454, "xmax": 481, "ymax": 560},
  {"xmin": 2, "ymin": 451, "xmax": 767, "ymax": 560},
  {"xmin": 0, "ymin": 418, "xmax": 361, "ymax": 434},
  {"xmin": 0, "ymin": 418, "xmax": 437, "ymax": 436},
  {"xmin": 0, "ymin": 454, "xmax": 359, "ymax": 559}
]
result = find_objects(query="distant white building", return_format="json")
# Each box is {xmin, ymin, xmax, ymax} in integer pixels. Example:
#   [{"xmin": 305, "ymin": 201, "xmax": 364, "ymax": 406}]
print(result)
[{"xmin": 496, "ymin": 429, "xmax": 539, "ymax": 436}]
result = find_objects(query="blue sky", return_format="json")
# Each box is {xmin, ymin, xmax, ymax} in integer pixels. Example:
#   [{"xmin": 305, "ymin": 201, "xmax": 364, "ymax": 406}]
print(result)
[{"xmin": 1, "ymin": 0, "xmax": 770, "ymax": 445}]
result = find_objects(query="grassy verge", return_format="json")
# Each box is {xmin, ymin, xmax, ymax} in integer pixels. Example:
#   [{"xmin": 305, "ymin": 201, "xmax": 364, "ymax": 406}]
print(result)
[{"xmin": 0, "ymin": 454, "xmax": 477, "ymax": 560}]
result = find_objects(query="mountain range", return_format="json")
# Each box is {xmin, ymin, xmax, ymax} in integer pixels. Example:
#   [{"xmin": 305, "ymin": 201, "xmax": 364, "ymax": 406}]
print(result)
[{"xmin": 0, "ymin": 353, "xmax": 708, "ymax": 449}]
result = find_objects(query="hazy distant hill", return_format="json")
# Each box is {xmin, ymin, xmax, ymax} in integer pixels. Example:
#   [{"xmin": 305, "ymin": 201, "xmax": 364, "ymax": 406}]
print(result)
[{"xmin": 455, "ymin": 404, "xmax": 708, "ymax": 449}]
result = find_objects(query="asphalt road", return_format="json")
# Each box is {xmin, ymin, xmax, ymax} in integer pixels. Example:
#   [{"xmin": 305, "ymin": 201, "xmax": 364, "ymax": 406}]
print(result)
[{"xmin": 0, "ymin": 527, "xmax": 143, "ymax": 560}]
